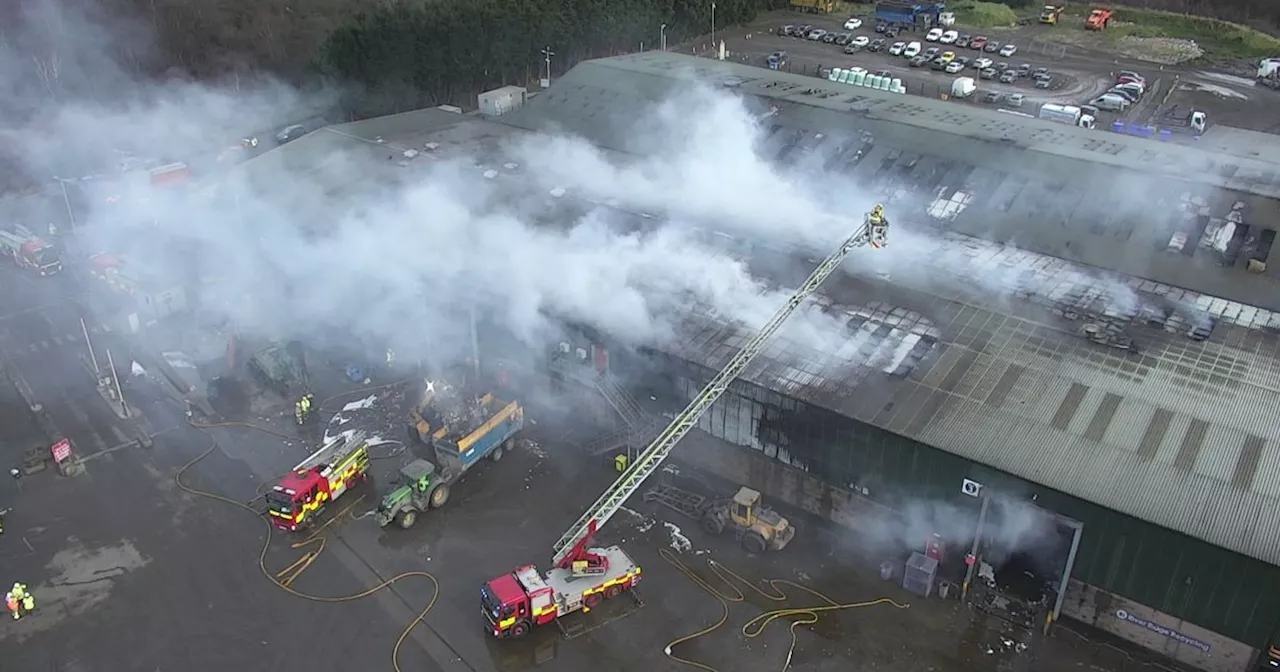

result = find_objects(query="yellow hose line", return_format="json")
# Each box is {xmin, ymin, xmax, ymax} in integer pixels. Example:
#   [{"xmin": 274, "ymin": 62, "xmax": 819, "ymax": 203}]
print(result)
[
  {"xmin": 660, "ymin": 548, "xmax": 911, "ymax": 672},
  {"xmin": 174, "ymin": 378, "xmax": 438, "ymax": 672}
]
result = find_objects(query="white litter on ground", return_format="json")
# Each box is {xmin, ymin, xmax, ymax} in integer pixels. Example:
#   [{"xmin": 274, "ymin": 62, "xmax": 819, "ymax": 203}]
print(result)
[
  {"xmin": 342, "ymin": 395, "xmax": 378, "ymax": 412},
  {"xmin": 619, "ymin": 507, "xmax": 655, "ymax": 533},
  {"xmin": 1180, "ymin": 81, "xmax": 1249, "ymax": 100},
  {"xmin": 664, "ymin": 521, "xmax": 692, "ymax": 553}
]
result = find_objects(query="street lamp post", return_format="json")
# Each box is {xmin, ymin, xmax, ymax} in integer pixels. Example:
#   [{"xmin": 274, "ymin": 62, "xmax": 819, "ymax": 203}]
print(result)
[
  {"xmin": 660, "ymin": 23, "xmax": 667, "ymax": 51},
  {"xmin": 711, "ymin": 3, "xmax": 716, "ymax": 49},
  {"xmin": 541, "ymin": 46, "xmax": 555, "ymax": 88}
]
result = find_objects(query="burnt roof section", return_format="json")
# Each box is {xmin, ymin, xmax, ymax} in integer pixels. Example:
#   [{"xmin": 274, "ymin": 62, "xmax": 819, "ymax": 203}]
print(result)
[{"xmin": 502, "ymin": 52, "xmax": 1280, "ymax": 314}]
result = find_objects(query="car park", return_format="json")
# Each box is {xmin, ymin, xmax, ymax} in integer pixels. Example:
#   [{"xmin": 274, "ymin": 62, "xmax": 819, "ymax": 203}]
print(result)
[
  {"xmin": 910, "ymin": 55, "xmax": 929, "ymax": 67},
  {"xmin": 999, "ymin": 44, "xmax": 1018, "ymax": 57},
  {"xmin": 903, "ymin": 41, "xmax": 922, "ymax": 57},
  {"xmin": 931, "ymin": 58, "xmax": 948, "ymax": 70},
  {"xmin": 955, "ymin": 34, "xmax": 971, "ymax": 48},
  {"xmin": 983, "ymin": 91, "xmax": 1003, "ymax": 103},
  {"xmin": 834, "ymin": 33, "xmax": 852, "ymax": 46},
  {"xmin": 889, "ymin": 41, "xmax": 906, "ymax": 55},
  {"xmin": 869, "ymin": 38, "xmax": 887, "ymax": 52},
  {"xmin": 971, "ymin": 36, "xmax": 988, "ymax": 50},
  {"xmin": 923, "ymin": 46, "xmax": 940, "ymax": 59},
  {"xmin": 1007, "ymin": 93, "xmax": 1025, "ymax": 106},
  {"xmin": 940, "ymin": 51, "xmax": 956, "ymax": 63},
  {"xmin": 844, "ymin": 44, "xmax": 862, "ymax": 54},
  {"xmin": 1017, "ymin": 63, "xmax": 1032, "ymax": 76},
  {"xmin": 926, "ymin": 27, "xmax": 944, "ymax": 41},
  {"xmin": 808, "ymin": 29, "xmax": 827, "ymax": 40},
  {"xmin": 979, "ymin": 67, "xmax": 997, "ymax": 79},
  {"xmin": 973, "ymin": 57, "xmax": 992, "ymax": 70},
  {"xmin": 984, "ymin": 40, "xmax": 1001, "ymax": 53},
  {"xmin": 940, "ymin": 30, "xmax": 959, "ymax": 44},
  {"xmin": 844, "ymin": 17, "xmax": 863, "ymax": 30},
  {"xmin": 945, "ymin": 61, "xmax": 965, "ymax": 74},
  {"xmin": 999, "ymin": 70, "xmax": 1016, "ymax": 83},
  {"xmin": 822, "ymin": 32, "xmax": 837, "ymax": 43}
]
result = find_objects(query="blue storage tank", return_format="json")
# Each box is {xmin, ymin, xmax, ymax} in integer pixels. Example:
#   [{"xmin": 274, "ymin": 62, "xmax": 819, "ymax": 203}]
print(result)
[
  {"xmin": 1158, "ymin": 129, "xmax": 1173, "ymax": 142},
  {"xmin": 1111, "ymin": 120, "xmax": 1125, "ymax": 133}
]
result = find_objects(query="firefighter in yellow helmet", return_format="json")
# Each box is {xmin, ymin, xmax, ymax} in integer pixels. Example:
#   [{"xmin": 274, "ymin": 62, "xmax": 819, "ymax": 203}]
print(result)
[{"xmin": 867, "ymin": 204, "xmax": 889, "ymax": 248}]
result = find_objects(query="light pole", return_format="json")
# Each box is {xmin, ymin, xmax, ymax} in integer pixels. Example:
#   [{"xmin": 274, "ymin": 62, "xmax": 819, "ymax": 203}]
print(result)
[
  {"xmin": 711, "ymin": 3, "xmax": 716, "ymax": 48},
  {"xmin": 660, "ymin": 23, "xmax": 667, "ymax": 51},
  {"xmin": 541, "ymin": 46, "xmax": 555, "ymax": 88}
]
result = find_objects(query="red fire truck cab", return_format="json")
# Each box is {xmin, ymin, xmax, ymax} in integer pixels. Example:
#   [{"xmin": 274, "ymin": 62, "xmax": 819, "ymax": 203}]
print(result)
[
  {"xmin": 482, "ymin": 522, "xmax": 641, "ymax": 638},
  {"xmin": 0, "ymin": 227, "xmax": 61, "ymax": 276}
]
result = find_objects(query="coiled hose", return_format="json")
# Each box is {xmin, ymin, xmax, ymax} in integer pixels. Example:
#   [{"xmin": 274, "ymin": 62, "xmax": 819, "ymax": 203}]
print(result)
[
  {"xmin": 174, "ymin": 380, "xmax": 440, "ymax": 672},
  {"xmin": 660, "ymin": 548, "xmax": 911, "ymax": 672}
]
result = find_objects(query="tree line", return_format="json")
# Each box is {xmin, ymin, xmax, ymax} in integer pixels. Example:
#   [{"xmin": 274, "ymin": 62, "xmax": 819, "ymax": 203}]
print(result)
[{"xmin": 319, "ymin": 0, "xmax": 785, "ymax": 118}]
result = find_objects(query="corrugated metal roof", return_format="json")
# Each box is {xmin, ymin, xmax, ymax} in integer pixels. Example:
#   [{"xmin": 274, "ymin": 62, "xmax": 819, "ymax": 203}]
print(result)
[{"xmin": 502, "ymin": 53, "xmax": 1280, "ymax": 314}]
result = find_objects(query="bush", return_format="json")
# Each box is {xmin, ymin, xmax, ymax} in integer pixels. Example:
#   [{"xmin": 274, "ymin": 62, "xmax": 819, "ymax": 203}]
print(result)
[{"xmin": 951, "ymin": 1, "xmax": 1019, "ymax": 28}]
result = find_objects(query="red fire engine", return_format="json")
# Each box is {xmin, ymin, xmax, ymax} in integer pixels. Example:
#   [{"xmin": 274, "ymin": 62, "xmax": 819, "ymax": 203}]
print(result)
[
  {"xmin": 481, "ymin": 521, "xmax": 641, "ymax": 638},
  {"xmin": 266, "ymin": 431, "xmax": 371, "ymax": 532},
  {"xmin": 0, "ymin": 226, "xmax": 61, "ymax": 276}
]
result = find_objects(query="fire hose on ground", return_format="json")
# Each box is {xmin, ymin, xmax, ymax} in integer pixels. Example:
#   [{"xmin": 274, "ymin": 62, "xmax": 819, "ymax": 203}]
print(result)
[
  {"xmin": 174, "ymin": 379, "xmax": 439, "ymax": 672},
  {"xmin": 659, "ymin": 547, "xmax": 911, "ymax": 672}
]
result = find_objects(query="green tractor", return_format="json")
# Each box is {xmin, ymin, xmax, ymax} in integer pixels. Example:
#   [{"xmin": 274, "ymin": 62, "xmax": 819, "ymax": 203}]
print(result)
[{"xmin": 374, "ymin": 459, "xmax": 451, "ymax": 529}]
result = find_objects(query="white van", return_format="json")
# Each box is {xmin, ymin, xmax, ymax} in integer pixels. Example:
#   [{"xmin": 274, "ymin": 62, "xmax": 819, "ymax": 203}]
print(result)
[
  {"xmin": 904, "ymin": 41, "xmax": 922, "ymax": 58},
  {"xmin": 926, "ymin": 27, "xmax": 944, "ymax": 42},
  {"xmin": 1090, "ymin": 93, "xmax": 1129, "ymax": 111}
]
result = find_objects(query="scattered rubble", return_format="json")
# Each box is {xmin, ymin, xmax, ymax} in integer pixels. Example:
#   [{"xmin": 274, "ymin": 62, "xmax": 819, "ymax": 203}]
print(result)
[
  {"xmin": 664, "ymin": 521, "xmax": 692, "ymax": 553},
  {"xmin": 1114, "ymin": 36, "xmax": 1204, "ymax": 64}
]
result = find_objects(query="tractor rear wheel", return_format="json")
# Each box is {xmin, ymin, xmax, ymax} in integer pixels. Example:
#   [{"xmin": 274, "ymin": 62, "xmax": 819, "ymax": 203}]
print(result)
[
  {"xmin": 429, "ymin": 483, "xmax": 451, "ymax": 509},
  {"xmin": 742, "ymin": 532, "xmax": 767, "ymax": 555},
  {"xmin": 399, "ymin": 509, "xmax": 417, "ymax": 529}
]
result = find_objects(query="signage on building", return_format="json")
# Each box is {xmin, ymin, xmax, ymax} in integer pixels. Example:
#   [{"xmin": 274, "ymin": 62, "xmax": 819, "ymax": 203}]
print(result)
[{"xmin": 1114, "ymin": 609, "xmax": 1211, "ymax": 653}]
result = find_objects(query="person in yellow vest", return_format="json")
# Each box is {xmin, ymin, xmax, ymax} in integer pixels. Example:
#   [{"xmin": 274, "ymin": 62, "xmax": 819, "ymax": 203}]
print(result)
[{"xmin": 10, "ymin": 583, "xmax": 30, "ymax": 617}]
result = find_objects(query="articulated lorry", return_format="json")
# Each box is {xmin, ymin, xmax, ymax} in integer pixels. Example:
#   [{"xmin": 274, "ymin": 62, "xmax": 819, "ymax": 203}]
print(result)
[{"xmin": 378, "ymin": 378, "xmax": 523, "ymax": 528}]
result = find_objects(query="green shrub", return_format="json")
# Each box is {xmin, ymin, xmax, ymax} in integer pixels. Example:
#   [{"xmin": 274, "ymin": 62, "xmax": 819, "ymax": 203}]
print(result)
[
  {"xmin": 1110, "ymin": 7, "xmax": 1280, "ymax": 59},
  {"xmin": 951, "ymin": 1, "xmax": 1019, "ymax": 28}
]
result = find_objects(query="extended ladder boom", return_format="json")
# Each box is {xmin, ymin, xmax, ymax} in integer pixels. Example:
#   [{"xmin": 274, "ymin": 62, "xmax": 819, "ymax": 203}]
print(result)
[
  {"xmin": 294, "ymin": 430, "xmax": 366, "ymax": 473},
  {"xmin": 551, "ymin": 209, "xmax": 888, "ymax": 567}
]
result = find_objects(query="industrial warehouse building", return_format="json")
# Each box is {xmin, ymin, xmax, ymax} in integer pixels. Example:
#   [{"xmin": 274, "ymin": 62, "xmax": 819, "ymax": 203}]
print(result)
[{"xmin": 221, "ymin": 51, "xmax": 1280, "ymax": 672}]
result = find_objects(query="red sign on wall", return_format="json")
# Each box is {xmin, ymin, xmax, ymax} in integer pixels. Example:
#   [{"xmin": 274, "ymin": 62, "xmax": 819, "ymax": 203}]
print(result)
[{"xmin": 51, "ymin": 439, "xmax": 72, "ymax": 463}]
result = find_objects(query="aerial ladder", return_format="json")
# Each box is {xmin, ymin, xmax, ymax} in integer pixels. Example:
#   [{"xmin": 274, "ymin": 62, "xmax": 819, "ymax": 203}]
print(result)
[{"xmin": 548, "ymin": 206, "xmax": 890, "ymax": 573}]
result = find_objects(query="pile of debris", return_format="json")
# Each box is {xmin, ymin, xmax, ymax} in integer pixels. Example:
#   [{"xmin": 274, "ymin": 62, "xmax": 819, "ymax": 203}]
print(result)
[{"xmin": 1114, "ymin": 36, "xmax": 1204, "ymax": 65}]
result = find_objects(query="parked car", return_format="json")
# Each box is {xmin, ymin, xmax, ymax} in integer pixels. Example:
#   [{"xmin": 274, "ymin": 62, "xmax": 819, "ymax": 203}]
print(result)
[
  {"xmin": 979, "ymin": 67, "xmax": 997, "ymax": 79},
  {"xmin": 945, "ymin": 61, "xmax": 965, "ymax": 74},
  {"xmin": 822, "ymin": 32, "xmax": 837, "ymax": 43},
  {"xmin": 955, "ymin": 34, "xmax": 971, "ymax": 48},
  {"xmin": 276, "ymin": 124, "xmax": 307, "ymax": 143},
  {"xmin": 994, "ymin": 61, "xmax": 1009, "ymax": 73},
  {"xmin": 910, "ymin": 55, "xmax": 929, "ymax": 67},
  {"xmin": 1017, "ymin": 63, "xmax": 1032, "ymax": 76},
  {"xmin": 834, "ymin": 33, "xmax": 852, "ymax": 46},
  {"xmin": 844, "ymin": 17, "xmax": 863, "ymax": 30},
  {"xmin": 869, "ymin": 38, "xmax": 887, "ymax": 52},
  {"xmin": 1033, "ymin": 67, "xmax": 1050, "ymax": 78},
  {"xmin": 885, "ymin": 26, "xmax": 900, "ymax": 38},
  {"xmin": 1107, "ymin": 87, "xmax": 1140, "ymax": 103},
  {"xmin": 1114, "ymin": 82, "xmax": 1144, "ymax": 97},
  {"xmin": 984, "ymin": 40, "xmax": 1002, "ymax": 53},
  {"xmin": 875, "ymin": 21, "xmax": 889, "ymax": 33},
  {"xmin": 999, "ymin": 70, "xmax": 1017, "ymax": 83},
  {"xmin": 931, "ymin": 58, "xmax": 948, "ymax": 70},
  {"xmin": 850, "ymin": 35, "xmax": 870, "ymax": 47},
  {"xmin": 1091, "ymin": 94, "xmax": 1129, "ymax": 111},
  {"xmin": 843, "ymin": 44, "xmax": 862, "ymax": 54},
  {"xmin": 971, "ymin": 36, "xmax": 988, "ymax": 50},
  {"xmin": 1116, "ymin": 76, "xmax": 1146, "ymax": 91},
  {"xmin": 940, "ymin": 51, "xmax": 956, "ymax": 63},
  {"xmin": 904, "ymin": 41, "xmax": 922, "ymax": 57},
  {"xmin": 1116, "ymin": 70, "xmax": 1146, "ymax": 83},
  {"xmin": 778, "ymin": 25, "xmax": 794, "ymax": 36},
  {"xmin": 1007, "ymin": 93, "xmax": 1025, "ymax": 106},
  {"xmin": 923, "ymin": 46, "xmax": 940, "ymax": 59},
  {"xmin": 973, "ymin": 57, "xmax": 993, "ymax": 70},
  {"xmin": 999, "ymin": 43, "xmax": 1018, "ymax": 57},
  {"xmin": 940, "ymin": 30, "xmax": 959, "ymax": 44},
  {"xmin": 954, "ymin": 56, "xmax": 970, "ymax": 67},
  {"xmin": 889, "ymin": 41, "xmax": 907, "ymax": 55},
  {"xmin": 926, "ymin": 27, "xmax": 944, "ymax": 41},
  {"xmin": 983, "ymin": 91, "xmax": 1003, "ymax": 103},
  {"xmin": 1035, "ymin": 76, "xmax": 1051, "ymax": 89},
  {"xmin": 808, "ymin": 29, "xmax": 827, "ymax": 40}
]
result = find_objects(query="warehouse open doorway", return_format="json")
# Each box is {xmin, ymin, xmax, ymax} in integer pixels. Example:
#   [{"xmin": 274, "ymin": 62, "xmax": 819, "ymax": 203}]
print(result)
[{"xmin": 964, "ymin": 493, "xmax": 1083, "ymax": 638}]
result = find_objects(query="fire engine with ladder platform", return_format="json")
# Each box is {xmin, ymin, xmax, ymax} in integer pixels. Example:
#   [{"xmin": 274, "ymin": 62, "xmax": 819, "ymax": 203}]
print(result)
[
  {"xmin": 0, "ymin": 225, "xmax": 62, "ymax": 276},
  {"xmin": 480, "ymin": 206, "xmax": 890, "ymax": 639},
  {"xmin": 266, "ymin": 430, "xmax": 372, "ymax": 532}
]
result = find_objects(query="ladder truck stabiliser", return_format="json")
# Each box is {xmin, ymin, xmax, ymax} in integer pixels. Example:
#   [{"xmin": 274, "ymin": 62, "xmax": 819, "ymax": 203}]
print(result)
[
  {"xmin": 266, "ymin": 431, "xmax": 372, "ymax": 532},
  {"xmin": 480, "ymin": 206, "xmax": 889, "ymax": 639},
  {"xmin": 0, "ymin": 226, "xmax": 62, "ymax": 276}
]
